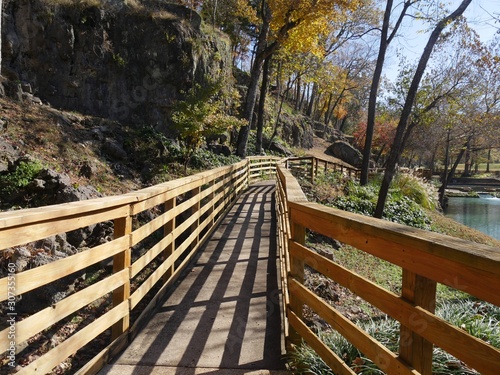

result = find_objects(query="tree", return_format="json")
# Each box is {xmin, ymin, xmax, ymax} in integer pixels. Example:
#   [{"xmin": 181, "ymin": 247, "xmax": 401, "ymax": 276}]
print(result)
[
  {"xmin": 171, "ymin": 79, "xmax": 245, "ymax": 171},
  {"xmin": 235, "ymin": 0, "xmax": 361, "ymax": 157},
  {"xmin": 374, "ymin": 0, "xmax": 472, "ymax": 219},
  {"xmin": 360, "ymin": 0, "xmax": 418, "ymax": 186}
]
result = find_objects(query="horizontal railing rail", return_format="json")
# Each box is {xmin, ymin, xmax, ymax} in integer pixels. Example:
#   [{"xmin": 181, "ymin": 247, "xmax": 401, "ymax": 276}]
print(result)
[
  {"xmin": 276, "ymin": 160, "xmax": 500, "ymax": 374},
  {"xmin": 3, "ymin": 152, "xmax": 498, "ymax": 375},
  {"xmin": 0, "ymin": 156, "xmax": 279, "ymax": 375},
  {"xmin": 286, "ymin": 156, "xmax": 360, "ymax": 181}
]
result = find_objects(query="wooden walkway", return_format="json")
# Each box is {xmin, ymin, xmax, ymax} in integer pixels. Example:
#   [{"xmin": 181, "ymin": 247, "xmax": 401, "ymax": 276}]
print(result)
[{"xmin": 99, "ymin": 182, "xmax": 289, "ymax": 375}]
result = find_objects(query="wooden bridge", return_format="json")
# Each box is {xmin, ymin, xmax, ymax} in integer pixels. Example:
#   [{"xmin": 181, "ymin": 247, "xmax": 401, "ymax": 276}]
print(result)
[{"xmin": 0, "ymin": 156, "xmax": 499, "ymax": 374}]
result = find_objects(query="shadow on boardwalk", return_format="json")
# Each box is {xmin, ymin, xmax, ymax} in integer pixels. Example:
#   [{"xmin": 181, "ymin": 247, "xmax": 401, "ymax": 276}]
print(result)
[{"xmin": 100, "ymin": 182, "xmax": 289, "ymax": 375}]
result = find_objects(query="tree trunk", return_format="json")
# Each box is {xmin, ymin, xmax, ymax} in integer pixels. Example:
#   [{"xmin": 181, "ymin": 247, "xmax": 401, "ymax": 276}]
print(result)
[
  {"xmin": 236, "ymin": 1, "xmax": 271, "ymax": 157},
  {"xmin": 361, "ymin": 0, "xmax": 416, "ymax": 186},
  {"xmin": 439, "ymin": 139, "xmax": 469, "ymax": 208},
  {"xmin": 374, "ymin": 0, "xmax": 472, "ymax": 218},
  {"xmin": 256, "ymin": 55, "xmax": 271, "ymax": 154},
  {"xmin": 360, "ymin": 0, "xmax": 393, "ymax": 185},
  {"xmin": 307, "ymin": 83, "xmax": 317, "ymax": 116}
]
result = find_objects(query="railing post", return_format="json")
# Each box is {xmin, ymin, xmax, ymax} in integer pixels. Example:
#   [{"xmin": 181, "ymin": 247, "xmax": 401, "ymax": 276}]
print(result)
[
  {"xmin": 288, "ymin": 208, "xmax": 305, "ymax": 346},
  {"xmin": 246, "ymin": 158, "xmax": 251, "ymax": 186},
  {"xmin": 207, "ymin": 180, "xmax": 215, "ymax": 226},
  {"xmin": 112, "ymin": 212, "xmax": 132, "ymax": 340},
  {"xmin": 190, "ymin": 186, "xmax": 201, "ymax": 249},
  {"xmin": 163, "ymin": 197, "xmax": 176, "ymax": 283},
  {"xmin": 399, "ymin": 270, "xmax": 436, "ymax": 375},
  {"xmin": 310, "ymin": 157, "xmax": 315, "ymax": 183}
]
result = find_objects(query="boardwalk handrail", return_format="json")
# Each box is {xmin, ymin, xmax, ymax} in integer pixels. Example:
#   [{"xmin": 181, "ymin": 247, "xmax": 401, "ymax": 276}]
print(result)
[
  {"xmin": 0, "ymin": 156, "xmax": 279, "ymax": 375},
  {"xmin": 276, "ymin": 160, "xmax": 500, "ymax": 374}
]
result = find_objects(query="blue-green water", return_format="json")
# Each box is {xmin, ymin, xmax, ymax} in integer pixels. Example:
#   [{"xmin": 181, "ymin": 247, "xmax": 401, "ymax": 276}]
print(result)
[{"xmin": 444, "ymin": 195, "xmax": 500, "ymax": 240}]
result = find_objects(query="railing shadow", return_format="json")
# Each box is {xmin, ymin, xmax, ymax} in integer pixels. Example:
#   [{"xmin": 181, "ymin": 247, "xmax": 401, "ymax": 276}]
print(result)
[{"xmin": 104, "ymin": 183, "xmax": 285, "ymax": 374}]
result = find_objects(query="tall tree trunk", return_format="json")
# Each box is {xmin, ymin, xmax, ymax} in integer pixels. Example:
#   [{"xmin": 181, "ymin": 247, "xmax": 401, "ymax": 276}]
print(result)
[
  {"xmin": 374, "ymin": 0, "xmax": 472, "ymax": 218},
  {"xmin": 256, "ymin": 55, "xmax": 271, "ymax": 154},
  {"xmin": 236, "ymin": 1, "xmax": 271, "ymax": 157},
  {"xmin": 299, "ymin": 82, "xmax": 307, "ymax": 112},
  {"xmin": 361, "ymin": 0, "xmax": 414, "ymax": 185},
  {"xmin": 294, "ymin": 75, "xmax": 301, "ymax": 110},
  {"xmin": 306, "ymin": 83, "xmax": 317, "ymax": 116},
  {"xmin": 324, "ymin": 93, "xmax": 333, "ymax": 125}
]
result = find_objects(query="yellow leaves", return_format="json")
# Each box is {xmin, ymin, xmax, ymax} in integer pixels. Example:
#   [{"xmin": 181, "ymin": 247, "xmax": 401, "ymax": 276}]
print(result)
[
  {"xmin": 268, "ymin": 0, "xmax": 362, "ymax": 55},
  {"xmin": 233, "ymin": 0, "xmax": 258, "ymax": 24}
]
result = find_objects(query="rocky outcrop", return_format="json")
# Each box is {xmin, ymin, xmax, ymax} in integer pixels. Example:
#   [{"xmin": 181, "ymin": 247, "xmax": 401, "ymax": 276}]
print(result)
[
  {"xmin": 2, "ymin": 0, "xmax": 232, "ymax": 135},
  {"xmin": 327, "ymin": 140, "xmax": 362, "ymax": 167},
  {"xmin": 0, "ymin": 156, "xmax": 102, "ymax": 208},
  {"xmin": 278, "ymin": 113, "xmax": 314, "ymax": 149}
]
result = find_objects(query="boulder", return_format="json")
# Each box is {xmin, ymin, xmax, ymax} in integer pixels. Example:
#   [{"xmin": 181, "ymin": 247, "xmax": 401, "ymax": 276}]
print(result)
[{"xmin": 326, "ymin": 140, "xmax": 362, "ymax": 168}]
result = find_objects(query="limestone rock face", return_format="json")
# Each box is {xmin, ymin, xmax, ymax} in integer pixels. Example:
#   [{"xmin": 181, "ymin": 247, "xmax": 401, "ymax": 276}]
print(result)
[{"xmin": 2, "ymin": 0, "xmax": 232, "ymax": 135}]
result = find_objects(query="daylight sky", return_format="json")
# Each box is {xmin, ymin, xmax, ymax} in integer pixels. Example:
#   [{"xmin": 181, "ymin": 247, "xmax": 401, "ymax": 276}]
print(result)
[{"xmin": 386, "ymin": 0, "xmax": 499, "ymax": 82}]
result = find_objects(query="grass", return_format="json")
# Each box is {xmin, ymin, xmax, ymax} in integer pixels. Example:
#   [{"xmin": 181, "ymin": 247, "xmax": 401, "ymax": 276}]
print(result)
[
  {"xmin": 290, "ymin": 169, "xmax": 500, "ymax": 374},
  {"xmin": 289, "ymin": 300, "xmax": 499, "ymax": 374}
]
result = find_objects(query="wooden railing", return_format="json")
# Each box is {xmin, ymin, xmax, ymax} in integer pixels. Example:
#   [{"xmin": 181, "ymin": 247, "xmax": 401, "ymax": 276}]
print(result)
[
  {"xmin": 276, "ymin": 159, "xmax": 500, "ymax": 374},
  {"xmin": 0, "ymin": 156, "xmax": 279, "ymax": 375},
  {"xmin": 2, "ymin": 154, "xmax": 498, "ymax": 374},
  {"xmin": 286, "ymin": 156, "xmax": 360, "ymax": 182}
]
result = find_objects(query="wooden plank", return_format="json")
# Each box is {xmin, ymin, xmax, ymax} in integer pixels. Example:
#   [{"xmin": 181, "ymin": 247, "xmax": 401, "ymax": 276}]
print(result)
[
  {"xmin": 0, "ymin": 195, "xmax": 136, "ymax": 230},
  {"xmin": 129, "ymin": 183, "xmax": 239, "ymax": 341},
  {"xmin": 288, "ymin": 218, "xmax": 305, "ymax": 345},
  {"xmin": 129, "ymin": 161, "xmax": 247, "ymax": 214},
  {"xmin": 130, "ymin": 208, "xmax": 176, "ymax": 246},
  {"xmin": 399, "ymin": 270, "xmax": 436, "ymax": 374},
  {"xmin": 130, "ymin": 252, "xmax": 176, "ymax": 308},
  {"xmin": 287, "ymin": 309, "xmax": 358, "ymax": 375},
  {"xmin": 130, "ymin": 232, "xmax": 174, "ymax": 277},
  {"xmin": 111, "ymin": 215, "xmax": 132, "ymax": 340},
  {"xmin": 17, "ymin": 301, "xmax": 128, "ymax": 375},
  {"xmin": 73, "ymin": 333, "xmax": 128, "ymax": 375},
  {"xmin": 0, "ymin": 205, "xmax": 131, "ymax": 249},
  {"xmin": 0, "ymin": 269, "xmax": 128, "ymax": 354},
  {"xmin": 0, "ymin": 237, "xmax": 129, "ymax": 300},
  {"xmin": 288, "ymin": 203, "xmax": 500, "ymax": 305},
  {"xmin": 130, "ymin": 197, "xmax": 226, "ymax": 309},
  {"xmin": 290, "ymin": 241, "xmax": 500, "ymax": 374},
  {"xmin": 190, "ymin": 186, "xmax": 201, "ymax": 248},
  {"xmin": 163, "ymin": 198, "xmax": 176, "ymax": 283},
  {"xmin": 289, "ymin": 278, "xmax": 418, "ymax": 375},
  {"xmin": 277, "ymin": 168, "xmax": 307, "ymax": 203}
]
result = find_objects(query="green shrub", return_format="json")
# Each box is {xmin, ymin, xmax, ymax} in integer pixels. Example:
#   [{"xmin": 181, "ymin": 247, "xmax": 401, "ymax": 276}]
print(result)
[
  {"xmin": 0, "ymin": 160, "xmax": 43, "ymax": 196},
  {"xmin": 384, "ymin": 196, "xmax": 432, "ymax": 230},
  {"xmin": 188, "ymin": 148, "xmax": 240, "ymax": 170},
  {"xmin": 313, "ymin": 170, "xmax": 433, "ymax": 230}
]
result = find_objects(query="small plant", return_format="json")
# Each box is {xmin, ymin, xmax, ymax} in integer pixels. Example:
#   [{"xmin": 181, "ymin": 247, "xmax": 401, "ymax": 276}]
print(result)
[
  {"xmin": 289, "ymin": 301, "xmax": 499, "ymax": 374},
  {"xmin": 0, "ymin": 160, "xmax": 43, "ymax": 196},
  {"xmin": 112, "ymin": 53, "xmax": 127, "ymax": 67},
  {"xmin": 171, "ymin": 78, "xmax": 243, "ymax": 171}
]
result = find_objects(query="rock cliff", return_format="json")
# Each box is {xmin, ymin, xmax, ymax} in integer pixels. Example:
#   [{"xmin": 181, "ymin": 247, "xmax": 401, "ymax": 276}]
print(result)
[{"xmin": 2, "ymin": 0, "xmax": 232, "ymax": 135}]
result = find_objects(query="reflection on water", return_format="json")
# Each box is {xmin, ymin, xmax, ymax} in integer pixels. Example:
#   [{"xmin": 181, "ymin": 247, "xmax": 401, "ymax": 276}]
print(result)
[{"xmin": 444, "ymin": 196, "xmax": 500, "ymax": 240}]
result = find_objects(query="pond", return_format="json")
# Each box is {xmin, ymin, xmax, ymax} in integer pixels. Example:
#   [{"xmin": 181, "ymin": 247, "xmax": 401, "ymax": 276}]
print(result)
[{"xmin": 444, "ymin": 194, "xmax": 500, "ymax": 241}]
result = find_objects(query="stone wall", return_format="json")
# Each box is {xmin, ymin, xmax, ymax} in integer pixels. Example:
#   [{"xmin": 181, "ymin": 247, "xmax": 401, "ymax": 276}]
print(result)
[{"xmin": 2, "ymin": 0, "xmax": 232, "ymax": 135}]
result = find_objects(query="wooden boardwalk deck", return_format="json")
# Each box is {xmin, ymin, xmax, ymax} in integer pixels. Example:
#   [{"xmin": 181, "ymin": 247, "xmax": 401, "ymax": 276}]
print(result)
[{"xmin": 99, "ymin": 182, "xmax": 289, "ymax": 375}]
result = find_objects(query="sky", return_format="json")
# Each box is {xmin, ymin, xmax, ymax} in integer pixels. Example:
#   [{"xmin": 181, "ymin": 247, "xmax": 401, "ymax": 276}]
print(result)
[{"xmin": 385, "ymin": 0, "xmax": 500, "ymax": 82}]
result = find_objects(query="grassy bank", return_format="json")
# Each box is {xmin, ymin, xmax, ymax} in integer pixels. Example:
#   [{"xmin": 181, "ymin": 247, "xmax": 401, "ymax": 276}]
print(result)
[{"xmin": 290, "ymin": 170, "xmax": 500, "ymax": 374}]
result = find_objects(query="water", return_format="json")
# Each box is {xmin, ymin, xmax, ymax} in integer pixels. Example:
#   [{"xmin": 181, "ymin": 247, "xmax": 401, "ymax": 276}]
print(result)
[{"xmin": 444, "ymin": 195, "xmax": 500, "ymax": 240}]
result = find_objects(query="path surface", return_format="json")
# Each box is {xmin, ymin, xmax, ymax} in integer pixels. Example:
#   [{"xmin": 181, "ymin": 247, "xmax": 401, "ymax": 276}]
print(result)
[{"xmin": 99, "ymin": 182, "xmax": 289, "ymax": 375}]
